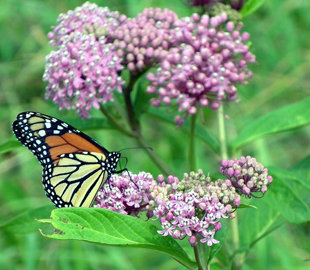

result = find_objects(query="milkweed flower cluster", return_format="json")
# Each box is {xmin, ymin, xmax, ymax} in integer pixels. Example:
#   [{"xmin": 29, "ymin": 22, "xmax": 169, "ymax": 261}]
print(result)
[
  {"xmin": 44, "ymin": 3, "xmax": 256, "ymax": 122},
  {"xmin": 146, "ymin": 12, "xmax": 256, "ymax": 125},
  {"xmin": 184, "ymin": 0, "xmax": 245, "ymax": 12},
  {"xmin": 154, "ymin": 170, "xmax": 240, "ymax": 246},
  {"xmin": 94, "ymin": 171, "xmax": 157, "ymax": 216},
  {"xmin": 110, "ymin": 8, "xmax": 178, "ymax": 72},
  {"xmin": 95, "ymin": 169, "xmax": 241, "ymax": 246},
  {"xmin": 43, "ymin": 2, "xmax": 125, "ymax": 117},
  {"xmin": 219, "ymin": 156, "xmax": 273, "ymax": 198}
]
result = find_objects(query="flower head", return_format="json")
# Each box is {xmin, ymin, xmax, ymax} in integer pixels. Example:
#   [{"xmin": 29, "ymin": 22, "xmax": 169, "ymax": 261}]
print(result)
[
  {"xmin": 146, "ymin": 13, "xmax": 256, "ymax": 125},
  {"xmin": 95, "ymin": 169, "xmax": 239, "ymax": 246},
  {"xmin": 110, "ymin": 8, "xmax": 178, "ymax": 72},
  {"xmin": 220, "ymin": 156, "xmax": 273, "ymax": 198},
  {"xmin": 155, "ymin": 170, "xmax": 239, "ymax": 245},
  {"xmin": 48, "ymin": 2, "xmax": 126, "ymax": 46},
  {"xmin": 95, "ymin": 171, "xmax": 157, "ymax": 215},
  {"xmin": 44, "ymin": 3, "xmax": 125, "ymax": 117}
]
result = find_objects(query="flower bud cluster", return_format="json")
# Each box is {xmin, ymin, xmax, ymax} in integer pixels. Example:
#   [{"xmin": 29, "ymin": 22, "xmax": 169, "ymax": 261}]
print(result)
[
  {"xmin": 44, "ymin": 2, "xmax": 125, "ymax": 117},
  {"xmin": 146, "ymin": 12, "xmax": 255, "ymax": 126},
  {"xmin": 48, "ymin": 2, "xmax": 126, "ymax": 46},
  {"xmin": 220, "ymin": 156, "xmax": 273, "ymax": 198},
  {"xmin": 94, "ymin": 171, "xmax": 158, "ymax": 216},
  {"xmin": 156, "ymin": 170, "xmax": 240, "ymax": 246},
  {"xmin": 95, "ymin": 169, "xmax": 240, "ymax": 246},
  {"xmin": 110, "ymin": 8, "xmax": 178, "ymax": 72}
]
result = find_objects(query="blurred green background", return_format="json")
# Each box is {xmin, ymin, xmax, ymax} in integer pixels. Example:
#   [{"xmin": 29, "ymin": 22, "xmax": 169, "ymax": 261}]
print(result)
[{"xmin": 1, "ymin": 0, "xmax": 310, "ymax": 269}]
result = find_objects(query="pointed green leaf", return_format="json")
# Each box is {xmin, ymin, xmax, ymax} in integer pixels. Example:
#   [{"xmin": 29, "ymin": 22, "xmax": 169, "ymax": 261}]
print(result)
[
  {"xmin": 0, "ymin": 140, "xmax": 21, "ymax": 153},
  {"xmin": 231, "ymin": 98, "xmax": 310, "ymax": 151},
  {"xmin": 240, "ymin": 0, "xmax": 266, "ymax": 18},
  {"xmin": 290, "ymin": 154, "xmax": 310, "ymax": 180},
  {"xmin": 266, "ymin": 166, "xmax": 310, "ymax": 224},
  {"xmin": 239, "ymin": 199, "xmax": 284, "ymax": 249},
  {"xmin": 62, "ymin": 117, "xmax": 115, "ymax": 131},
  {"xmin": 38, "ymin": 208, "xmax": 197, "ymax": 269},
  {"xmin": 0, "ymin": 205, "xmax": 55, "ymax": 233}
]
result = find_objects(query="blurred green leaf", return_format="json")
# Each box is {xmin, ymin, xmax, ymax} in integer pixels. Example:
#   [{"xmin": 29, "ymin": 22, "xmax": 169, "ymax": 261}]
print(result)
[
  {"xmin": 0, "ymin": 205, "xmax": 55, "ymax": 233},
  {"xmin": 0, "ymin": 140, "xmax": 21, "ymax": 153},
  {"xmin": 266, "ymin": 166, "xmax": 310, "ymax": 224},
  {"xmin": 231, "ymin": 98, "xmax": 310, "ymax": 151},
  {"xmin": 290, "ymin": 154, "xmax": 310, "ymax": 180},
  {"xmin": 239, "ymin": 199, "xmax": 285, "ymax": 249},
  {"xmin": 237, "ymin": 204, "xmax": 257, "ymax": 209},
  {"xmin": 240, "ymin": 0, "xmax": 266, "ymax": 18},
  {"xmin": 62, "ymin": 117, "xmax": 115, "ymax": 131},
  {"xmin": 38, "ymin": 208, "xmax": 197, "ymax": 269}
]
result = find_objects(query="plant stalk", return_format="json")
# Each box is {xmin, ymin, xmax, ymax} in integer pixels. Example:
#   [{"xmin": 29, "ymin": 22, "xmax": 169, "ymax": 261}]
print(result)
[
  {"xmin": 217, "ymin": 105, "xmax": 228, "ymax": 160},
  {"xmin": 194, "ymin": 240, "xmax": 209, "ymax": 270},
  {"xmin": 189, "ymin": 112, "xmax": 197, "ymax": 171},
  {"xmin": 218, "ymin": 105, "xmax": 242, "ymax": 269}
]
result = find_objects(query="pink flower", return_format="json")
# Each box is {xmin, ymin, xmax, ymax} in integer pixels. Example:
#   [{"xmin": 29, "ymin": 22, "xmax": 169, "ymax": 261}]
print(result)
[{"xmin": 147, "ymin": 13, "xmax": 256, "ymax": 125}]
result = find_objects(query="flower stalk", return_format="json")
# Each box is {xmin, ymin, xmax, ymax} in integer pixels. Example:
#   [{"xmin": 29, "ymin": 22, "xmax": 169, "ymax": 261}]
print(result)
[{"xmin": 189, "ymin": 111, "xmax": 198, "ymax": 171}]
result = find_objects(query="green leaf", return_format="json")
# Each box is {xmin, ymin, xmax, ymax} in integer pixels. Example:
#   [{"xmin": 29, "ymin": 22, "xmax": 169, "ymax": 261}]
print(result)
[
  {"xmin": 290, "ymin": 154, "xmax": 310, "ymax": 180},
  {"xmin": 0, "ymin": 205, "xmax": 55, "ymax": 233},
  {"xmin": 0, "ymin": 139, "xmax": 21, "ymax": 153},
  {"xmin": 147, "ymin": 107, "xmax": 219, "ymax": 152},
  {"xmin": 38, "ymin": 208, "xmax": 197, "ymax": 269},
  {"xmin": 266, "ymin": 166, "xmax": 310, "ymax": 224},
  {"xmin": 239, "ymin": 199, "xmax": 285, "ymax": 249},
  {"xmin": 240, "ymin": 0, "xmax": 266, "ymax": 18},
  {"xmin": 237, "ymin": 203, "xmax": 257, "ymax": 209},
  {"xmin": 62, "ymin": 117, "xmax": 115, "ymax": 131},
  {"xmin": 231, "ymin": 98, "xmax": 310, "ymax": 151}
]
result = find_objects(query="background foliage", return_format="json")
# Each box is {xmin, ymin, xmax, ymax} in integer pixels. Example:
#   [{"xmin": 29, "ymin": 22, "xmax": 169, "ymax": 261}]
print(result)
[{"xmin": 0, "ymin": 0, "xmax": 310, "ymax": 269}]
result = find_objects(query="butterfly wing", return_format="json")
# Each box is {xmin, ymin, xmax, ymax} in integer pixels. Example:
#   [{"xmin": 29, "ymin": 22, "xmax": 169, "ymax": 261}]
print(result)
[{"xmin": 12, "ymin": 111, "xmax": 120, "ymax": 207}]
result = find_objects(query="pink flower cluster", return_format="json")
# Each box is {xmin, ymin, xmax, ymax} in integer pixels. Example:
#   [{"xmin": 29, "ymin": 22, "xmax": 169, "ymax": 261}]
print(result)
[
  {"xmin": 220, "ymin": 156, "xmax": 273, "ymax": 198},
  {"xmin": 44, "ymin": 3, "xmax": 256, "ymax": 122},
  {"xmin": 155, "ymin": 171, "xmax": 240, "ymax": 246},
  {"xmin": 43, "ymin": 3, "xmax": 125, "ymax": 117},
  {"xmin": 110, "ymin": 8, "xmax": 178, "ymax": 72},
  {"xmin": 95, "ymin": 171, "xmax": 157, "ymax": 216},
  {"xmin": 147, "ymin": 12, "xmax": 256, "ymax": 125},
  {"xmin": 95, "ymin": 169, "xmax": 241, "ymax": 246},
  {"xmin": 48, "ymin": 2, "xmax": 126, "ymax": 46}
]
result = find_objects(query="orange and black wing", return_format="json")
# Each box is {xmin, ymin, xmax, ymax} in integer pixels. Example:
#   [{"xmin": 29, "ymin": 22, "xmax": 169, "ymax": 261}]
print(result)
[{"xmin": 12, "ymin": 112, "xmax": 121, "ymax": 207}]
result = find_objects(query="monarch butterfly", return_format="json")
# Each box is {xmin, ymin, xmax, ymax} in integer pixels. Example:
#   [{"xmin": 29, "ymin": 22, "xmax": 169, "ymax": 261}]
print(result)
[{"xmin": 12, "ymin": 111, "xmax": 127, "ymax": 208}]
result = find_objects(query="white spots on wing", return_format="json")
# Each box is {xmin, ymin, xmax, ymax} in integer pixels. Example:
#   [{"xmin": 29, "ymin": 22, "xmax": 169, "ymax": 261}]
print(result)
[{"xmin": 38, "ymin": 130, "xmax": 46, "ymax": 137}]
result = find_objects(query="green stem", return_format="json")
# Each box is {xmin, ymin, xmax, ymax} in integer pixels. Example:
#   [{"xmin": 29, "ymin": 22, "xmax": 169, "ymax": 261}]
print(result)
[
  {"xmin": 231, "ymin": 215, "xmax": 241, "ymax": 269},
  {"xmin": 99, "ymin": 104, "xmax": 134, "ymax": 138},
  {"xmin": 217, "ymin": 105, "xmax": 228, "ymax": 160},
  {"xmin": 194, "ymin": 240, "xmax": 209, "ymax": 270},
  {"xmin": 218, "ymin": 105, "xmax": 242, "ymax": 269},
  {"xmin": 100, "ymin": 72, "xmax": 175, "ymax": 176},
  {"xmin": 189, "ymin": 112, "xmax": 197, "ymax": 171},
  {"xmin": 122, "ymin": 74, "xmax": 140, "ymax": 133}
]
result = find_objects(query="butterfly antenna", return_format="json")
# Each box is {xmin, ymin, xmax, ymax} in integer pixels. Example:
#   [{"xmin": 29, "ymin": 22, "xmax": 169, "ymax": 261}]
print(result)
[{"xmin": 118, "ymin": 146, "xmax": 153, "ymax": 152}]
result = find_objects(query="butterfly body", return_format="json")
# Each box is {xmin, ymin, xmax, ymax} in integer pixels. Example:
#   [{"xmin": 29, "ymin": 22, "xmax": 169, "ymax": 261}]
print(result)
[{"xmin": 12, "ymin": 112, "xmax": 121, "ymax": 208}]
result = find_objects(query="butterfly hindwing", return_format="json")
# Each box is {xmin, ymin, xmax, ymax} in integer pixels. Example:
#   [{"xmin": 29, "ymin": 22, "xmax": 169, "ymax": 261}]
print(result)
[
  {"xmin": 44, "ymin": 152, "xmax": 109, "ymax": 207},
  {"xmin": 12, "ymin": 111, "xmax": 121, "ymax": 208}
]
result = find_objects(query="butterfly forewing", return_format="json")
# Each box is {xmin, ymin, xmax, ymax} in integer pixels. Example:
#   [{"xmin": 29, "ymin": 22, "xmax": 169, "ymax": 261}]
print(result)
[{"xmin": 12, "ymin": 112, "xmax": 120, "ymax": 208}]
